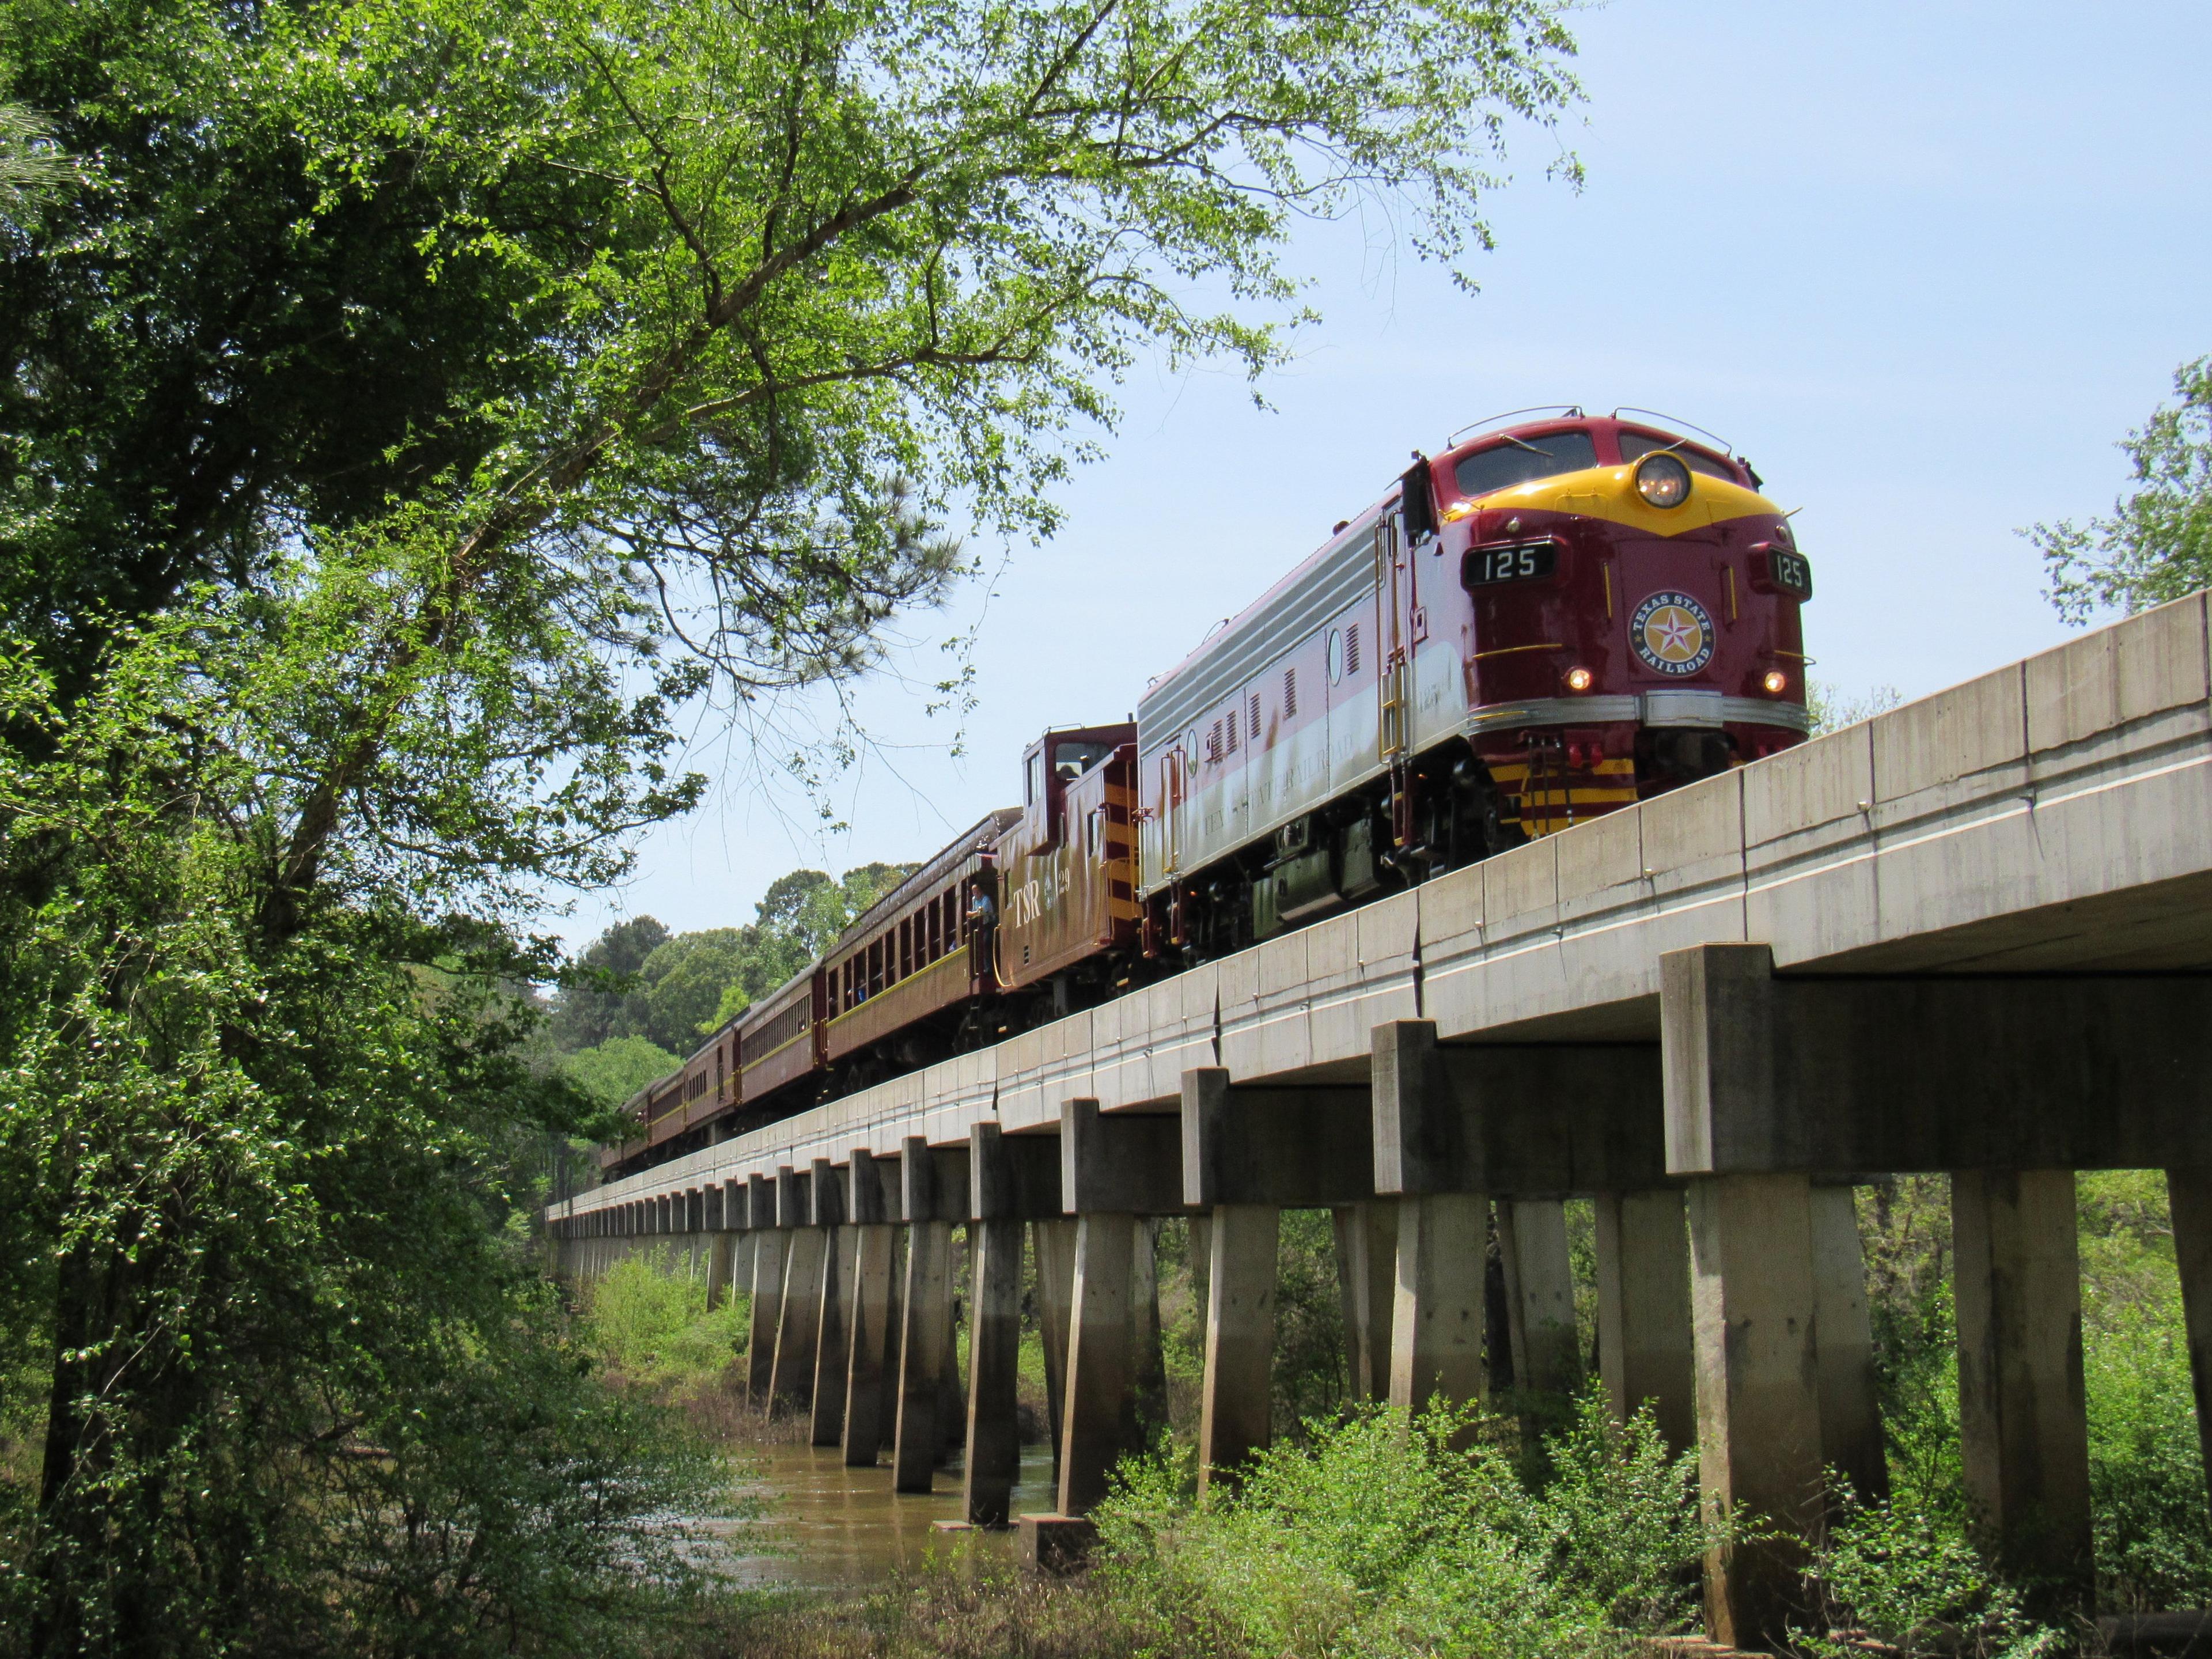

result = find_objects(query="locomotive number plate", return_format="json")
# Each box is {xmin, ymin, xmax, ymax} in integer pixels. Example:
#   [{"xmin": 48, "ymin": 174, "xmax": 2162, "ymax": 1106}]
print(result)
[
  {"xmin": 1768, "ymin": 548, "xmax": 1813, "ymax": 599},
  {"xmin": 1464, "ymin": 540, "xmax": 1558, "ymax": 588}
]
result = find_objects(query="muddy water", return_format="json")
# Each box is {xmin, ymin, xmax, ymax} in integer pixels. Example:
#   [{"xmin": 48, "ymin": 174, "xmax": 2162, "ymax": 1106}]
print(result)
[{"xmin": 728, "ymin": 1442, "xmax": 1060, "ymax": 1592}]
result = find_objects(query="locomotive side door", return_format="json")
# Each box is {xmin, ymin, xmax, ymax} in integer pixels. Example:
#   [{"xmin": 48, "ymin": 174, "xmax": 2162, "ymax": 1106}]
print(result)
[{"xmin": 1376, "ymin": 514, "xmax": 1413, "ymax": 760}]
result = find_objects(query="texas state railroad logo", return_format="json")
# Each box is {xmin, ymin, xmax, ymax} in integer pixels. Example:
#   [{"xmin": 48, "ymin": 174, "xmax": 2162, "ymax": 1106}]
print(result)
[{"xmin": 1631, "ymin": 590, "xmax": 1715, "ymax": 676}]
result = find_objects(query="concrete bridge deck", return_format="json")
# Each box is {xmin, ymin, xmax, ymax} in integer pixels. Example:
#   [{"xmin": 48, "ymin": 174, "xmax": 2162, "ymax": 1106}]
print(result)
[{"xmin": 547, "ymin": 590, "xmax": 2212, "ymax": 1645}]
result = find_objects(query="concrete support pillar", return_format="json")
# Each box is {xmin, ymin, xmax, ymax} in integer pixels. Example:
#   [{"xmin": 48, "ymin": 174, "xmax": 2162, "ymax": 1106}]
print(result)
[
  {"xmin": 770, "ymin": 1226, "xmax": 825, "ymax": 1412},
  {"xmin": 1810, "ymin": 1183, "xmax": 1888, "ymax": 1506},
  {"xmin": 1687, "ymin": 1172, "xmax": 1826, "ymax": 1650},
  {"xmin": 964, "ymin": 1217, "xmax": 1025, "ymax": 1524},
  {"xmin": 2165, "ymin": 1166, "xmax": 2212, "ymax": 1525},
  {"xmin": 1592, "ymin": 1188, "xmax": 1695, "ymax": 1454},
  {"xmin": 1952, "ymin": 1169, "xmax": 2091, "ymax": 1600},
  {"xmin": 1198, "ymin": 1204, "xmax": 1279, "ymax": 1494},
  {"xmin": 1332, "ymin": 1201, "xmax": 1397, "ymax": 1403},
  {"xmin": 1187, "ymin": 1214, "xmax": 1212, "ymax": 1321},
  {"xmin": 878, "ymin": 1228, "xmax": 905, "ymax": 1453},
  {"xmin": 1497, "ymin": 1197, "xmax": 1581, "ymax": 1400},
  {"xmin": 1033, "ymin": 1217, "xmax": 1076, "ymax": 1487},
  {"xmin": 1133, "ymin": 1218, "xmax": 1167, "ymax": 1431},
  {"xmin": 745, "ymin": 1228, "xmax": 789, "ymax": 1406},
  {"xmin": 937, "ymin": 1227, "xmax": 967, "ymax": 1463},
  {"xmin": 810, "ymin": 1226, "xmax": 854, "ymax": 1446},
  {"xmin": 894, "ymin": 1138, "xmax": 959, "ymax": 1494},
  {"xmin": 895, "ymin": 1217, "xmax": 953, "ymax": 1493},
  {"xmin": 843, "ymin": 1222, "xmax": 895, "ymax": 1466},
  {"xmin": 1389, "ymin": 1192, "xmax": 1489, "ymax": 1419},
  {"xmin": 1058, "ymin": 1210, "xmax": 1138, "ymax": 1515},
  {"xmin": 704, "ymin": 1231, "xmax": 736, "ymax": 1311}
]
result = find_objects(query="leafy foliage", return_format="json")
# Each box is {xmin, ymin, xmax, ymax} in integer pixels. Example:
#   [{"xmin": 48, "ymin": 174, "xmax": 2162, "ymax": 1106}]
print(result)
[
  {"xmin": 563, "ymin": 1033, "xmax": 684, "ymax": 1108},
  {"xmin": 2031, "ymin": 357, "xmax": 2212, "ymax": 623},
  {"xmin": 1801, "ymin": 1490, "xmax": 2062, "ymax": 1659},
  {"xmin": 1092, "ymin": 1397, "xmax": 1714, "ymax": 1659},
  {"xmin": 583, "ymin": 1247, "xmax": 750, "ymax": 1393},
  {"xmin": 0, "ymin": 632, "xmax": 735, "ymax": 1656},
  {"xmin": 0, "ymin": 0, "xmax": 1588, "ymax": 1645}
]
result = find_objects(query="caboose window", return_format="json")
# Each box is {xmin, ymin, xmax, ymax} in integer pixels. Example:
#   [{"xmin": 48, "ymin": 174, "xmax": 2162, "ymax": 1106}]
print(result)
[
  {"xmin": 1618, "ymin": 430, "xmax": 1738, "ymax": 482},
  {"xmin": 1453, "ymin": 430, "xmax": 1597, "ymax": 499},
  {"xmin": 1053, "ymin": 739, "xmax": 1112, "ymax": 781}
]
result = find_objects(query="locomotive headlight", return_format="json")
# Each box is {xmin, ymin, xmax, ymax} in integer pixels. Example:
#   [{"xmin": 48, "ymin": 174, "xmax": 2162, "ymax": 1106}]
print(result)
[
  {"xmin": 1565, "ymin": 666, "xmax": 1594, "ymax": 692},
  {"xmin": 1635, "ymin": 452, "xmax": 1692, "ymax": 509},
  {"xmin": 1763, "ymin": 669, "xmax": 1788, "ymax": 694}
]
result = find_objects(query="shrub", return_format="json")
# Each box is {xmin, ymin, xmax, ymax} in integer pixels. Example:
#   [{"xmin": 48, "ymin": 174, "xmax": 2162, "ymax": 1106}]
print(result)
[
  {"xmin": 585, "ymin": 1247, "xmax": 749, "ymax": 1393},
  {"xmin": 1092, "ymin": 1392, "xmax": 1712, "ymax": 1659},
  {"xmin": 1800, "ymin": 1493, "xmax": 2062, "ymax": 1659}
]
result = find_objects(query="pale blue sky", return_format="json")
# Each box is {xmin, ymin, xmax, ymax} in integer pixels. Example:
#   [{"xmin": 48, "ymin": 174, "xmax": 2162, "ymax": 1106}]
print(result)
[{"xmin": 563, "ymin": 0, "xmax": 2212, "ymax": 948}]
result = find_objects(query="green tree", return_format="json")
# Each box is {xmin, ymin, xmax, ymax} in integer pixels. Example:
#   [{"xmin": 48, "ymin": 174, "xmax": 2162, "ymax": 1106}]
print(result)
[
  {"xmin": 547, "ymin": 915, "xmax": 673, "ymax": 1050},
  {"xmin": 0, "ymin": 100, "xmax": 69, "ymax": 224},
  {"xmin": 561, "ymin": 1033, "xmax": 682, "ymax": 1108},
  {"xmin": 635, "ymin": 927, "xmax": 748, "ymax": 1052},
  {"xmin": 707, "ymin": 861, "xmax": 918, "ymax": 1029},
  {"xmin": 2031, "ymin": 357, "xmax": 2212, "ymax": 622},
  {"xmin": 0, "ymin": 0, "xmax": 1582, "ymax": 1645}
]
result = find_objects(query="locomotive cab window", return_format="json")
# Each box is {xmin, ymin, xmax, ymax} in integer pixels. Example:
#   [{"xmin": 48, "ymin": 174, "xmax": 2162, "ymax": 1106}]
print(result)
[
  {"xmin": 1453, "ymin": 430, "xmax": 1598, "ymax": 499},
  {"xmin": 1025, "ymin": 750, "xmax": 1044, "ymax": 805},
  {"xmin": 1053, "ymin": 738, "xmax": 1112, "ymax": 782},
  {"xmin": 1617, "ymin": 430, "xmax": 1738, "ymax": 482}
]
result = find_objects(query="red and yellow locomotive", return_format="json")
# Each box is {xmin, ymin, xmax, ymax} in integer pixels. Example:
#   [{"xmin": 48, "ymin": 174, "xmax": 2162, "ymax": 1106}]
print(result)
[
  {"xmin": 602, "ymin": 408, "xmax": 1810, "ymax": 1173},
  {"xmin": 1134, "ymin": 406, "xmax": 1809, "ymax": 959}
]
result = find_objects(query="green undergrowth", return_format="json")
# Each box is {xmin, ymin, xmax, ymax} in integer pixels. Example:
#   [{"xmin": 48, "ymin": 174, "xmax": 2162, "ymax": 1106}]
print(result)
[
  {"xmin": 1090, "ymin": 1395, "xmax": 1715, "ymax": 1659},
  {"xmin": 585, "ymin": 1247, "xmax": 750, "ymax": 1395}
]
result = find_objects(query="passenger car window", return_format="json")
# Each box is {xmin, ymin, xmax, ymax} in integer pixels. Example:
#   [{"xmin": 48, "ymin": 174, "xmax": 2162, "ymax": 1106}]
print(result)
[
  {"xmin": 1617, "ymin": 430, "xmax": 1739, "ymax": 482},
  {"xmin": 1452, "ymin": 430, "xmax": 1599, "ymax": 499}
]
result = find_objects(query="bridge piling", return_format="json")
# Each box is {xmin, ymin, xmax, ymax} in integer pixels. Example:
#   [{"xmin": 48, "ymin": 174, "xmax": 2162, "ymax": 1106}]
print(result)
[
  {"xmin": 1052, "ymin": 1100, "xmax": 1181, "ymax": 1514},
  {"xmin": 1591, "ymin": 1188, "xmax": 1695, "ymax": 1455},
  {"xmin": 893, "ymin": 1137, "xmax": 963, "ymax": 1492},
  {"xmin": 1334, "ymin": 1201, "xmax": 1398, "ymax": 1403},
  {"xmin": 1198, "ymin": 1205, "xmax": 1278, "ymax": 1493},
  {"xmin": 809, "ymin": 1158, "xmax": 854, "ymax": 1448},
  {"xmin": 1810, "ymin": 1182, "xmax": 1887, "ymax": 1508},
  {"xmin": 963, "ymin": 1124, "xmax": 1029, "ymax": 1525},
  {"xmin": 1033, "ymin": 1216, "xmax": 1075, "ymax": 1487},
  {"xmin": 745, "ymin": 1175, "xmax": 783, "ymax": 1406},
  {"xmin": 1498, "ymin": 1196, "xmax": 1582, "ymax": 1403},
  {"xmin": 2167, "ymin": 1168, "xmax": 2212, "ymax": 1524},
  {"xmin": 842, "ymin": 1150, "xmax": 896, "ymax": 1467},
  {"xmin": 1952, "ymin": 1169, "xmax": 2092, "ymax": 1599},
  {"xmin": 1181, "ymin": 1067, "xmax": 1372, "ymax": 1488},
  {"xmin": 770, "ymin": 1166, "xmax": 823, "ymax": 1412},
  {"xmin": 1685, "ymin": 1171, "xmax": 1828, "ymax": 1650}
]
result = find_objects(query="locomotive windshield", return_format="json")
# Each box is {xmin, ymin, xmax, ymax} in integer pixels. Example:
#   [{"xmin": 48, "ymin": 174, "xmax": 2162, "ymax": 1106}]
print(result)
[
  {"xmin": 1453, "ymin": 429, "xmax": 1598, "ymax": 499},
  {"xmin": 1618, "ymin": 429, "xmax": 1738, "ymax": 482}
]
